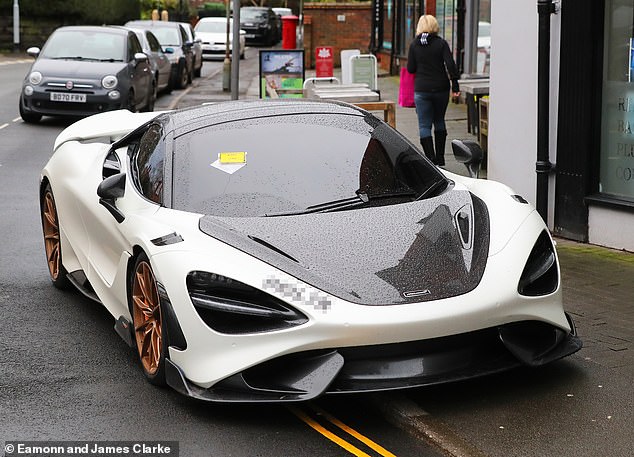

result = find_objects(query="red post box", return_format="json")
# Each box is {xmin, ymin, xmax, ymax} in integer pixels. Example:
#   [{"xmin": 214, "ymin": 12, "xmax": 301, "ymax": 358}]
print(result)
[{"xmin": 281, "ymin": 15, "xmax": 299, "ymax": 49}]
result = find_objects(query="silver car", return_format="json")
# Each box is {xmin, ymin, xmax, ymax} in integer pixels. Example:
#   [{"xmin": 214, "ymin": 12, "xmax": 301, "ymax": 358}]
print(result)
[
  {"xmin": 19, "ymin": 25, "xmax": 154, "ymax": 123},
  {"xmin": 127, "ymin": 27, "xmax": 172, "ymax": 93},
  {"xmin": 179, "ymin": 22, "xmax": 203, "ymax": 77}
]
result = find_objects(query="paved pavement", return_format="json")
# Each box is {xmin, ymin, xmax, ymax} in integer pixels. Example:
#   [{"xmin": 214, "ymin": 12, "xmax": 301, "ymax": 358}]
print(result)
[{"xmin": 4, "ymin": 49, "xmax": 633, "ymax": 456}]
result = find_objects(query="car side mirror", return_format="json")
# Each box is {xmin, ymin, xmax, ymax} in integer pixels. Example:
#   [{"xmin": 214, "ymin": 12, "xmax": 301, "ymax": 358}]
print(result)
[
  {"xmin": 185, "ymin": 40, "xmax": 194, "ymax": 47},
  {"xmin": 97, "ymin": 173, "xmax": 126, "ymax": 223},
  {"xmin": 163, "ymin": 47, "xmax": 174, "ymax": 54},
  {"xmin": 27, "ymin": 47, "xmax": 40, "ymax": 58},
  {"xmin": 134, "ymin": 52, "xmax": 148, "ymax": 63},
  {"xmin": 451, "ymin": 139, "xmax": 483, "ymax": 179}
]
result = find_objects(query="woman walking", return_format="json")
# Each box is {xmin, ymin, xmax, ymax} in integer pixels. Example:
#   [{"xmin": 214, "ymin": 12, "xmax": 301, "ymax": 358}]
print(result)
[{"xmin": 407, "ymin": 15, "xmax": 460, "ymax": 166}]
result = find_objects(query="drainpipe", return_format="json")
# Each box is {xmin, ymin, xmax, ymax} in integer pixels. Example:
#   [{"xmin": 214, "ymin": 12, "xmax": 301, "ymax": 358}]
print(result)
[
  {"xmin": 456, "ymin": 0, "xmax": 465, "ymax": 74},
  {"xmin": 536, "ymin": 0, "xmax": 557, "ymax": 222}
]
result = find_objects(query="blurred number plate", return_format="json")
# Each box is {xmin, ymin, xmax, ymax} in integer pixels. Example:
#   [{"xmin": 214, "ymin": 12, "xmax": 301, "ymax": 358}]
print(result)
[
  {"xmin": 50, "ymin": 92, "xmax": 87, "ymax": 103},
  {"xmin": 245, "ymin": 34, "xmax": 255, "ymax": 38}
]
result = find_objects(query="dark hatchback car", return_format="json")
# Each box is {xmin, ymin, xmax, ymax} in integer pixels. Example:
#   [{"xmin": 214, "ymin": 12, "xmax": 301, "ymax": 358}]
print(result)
[
  {"xmin": 19, "ymin": 26, "xmax": 154, "ymax": 123},
  {"xmin": 125, "ymin": 20, "xmax": 194, "ymax": 89},
  {"xmin": 239, "ymin": 7, "xmax": 280, "ymax": 46}
]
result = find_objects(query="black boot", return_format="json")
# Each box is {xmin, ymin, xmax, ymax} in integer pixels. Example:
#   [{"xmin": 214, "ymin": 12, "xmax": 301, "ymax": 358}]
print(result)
[
  {"xmin": 420, "ymin": 136, "xmax": 435, "ymax": 162},
  {"xmin": 434, "ymin": 130, "xmax": 447, "ymax": 166}
]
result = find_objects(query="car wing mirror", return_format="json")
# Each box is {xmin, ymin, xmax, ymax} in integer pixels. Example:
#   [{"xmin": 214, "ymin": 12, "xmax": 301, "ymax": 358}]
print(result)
[
  {"xmin": 27, "ymin": 47, "xmax": 40, "ymax": 58},
  {"xmin": 163, "ymin": 47, "xmax": 174, "ymax": 54},
  {"xmin": 451, "ymin": 139, "xmax": 483, "ymax": 179},
  {"xmin": 134, "ymin": 52, "xmax": 148, "ymax": 63},
  {"xmin": 97, "ymin": 172, "xmax": 126, "ymax": 223}
]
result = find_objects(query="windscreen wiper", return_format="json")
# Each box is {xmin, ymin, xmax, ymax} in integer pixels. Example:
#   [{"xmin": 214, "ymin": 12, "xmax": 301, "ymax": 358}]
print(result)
[
  {"xmin": 264, "ymin": 194, "xmax": 367, "ymax": 217},
  {"xmin": 51, "ymin": 56, "xmax": 93, "ymax": 60},
  {"xmin": 264, "ymin": 190, "xmax": 419, "ymax": 217}
]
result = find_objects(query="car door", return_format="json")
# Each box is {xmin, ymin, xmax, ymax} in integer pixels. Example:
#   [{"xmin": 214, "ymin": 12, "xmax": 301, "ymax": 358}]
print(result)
[
  {"xmin": 128, "ymin": 33, "xmax": 152, "ymax": 107},
  {"xmin": 178, "ymin": 24, "xmax": 194, "ymax": 74},
  {"xmin": 146, "ymin": 31, "xmax": 171, "ymax": 90},
  {"xmin": 85, "ymin": 124, "xmax": 164, "ymax": 313}
]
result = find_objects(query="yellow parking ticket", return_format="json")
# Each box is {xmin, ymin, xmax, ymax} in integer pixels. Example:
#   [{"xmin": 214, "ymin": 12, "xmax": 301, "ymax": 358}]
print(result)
[{"xmin": 219, "ymin": 152, "xmax": 246, "ymax": 164}]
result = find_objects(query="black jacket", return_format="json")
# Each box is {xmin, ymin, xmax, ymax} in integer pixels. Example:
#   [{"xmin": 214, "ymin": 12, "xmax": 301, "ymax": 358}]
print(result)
[{"xmin": 406, "ymin": 34, "xmax": 460, "ymax": 93}]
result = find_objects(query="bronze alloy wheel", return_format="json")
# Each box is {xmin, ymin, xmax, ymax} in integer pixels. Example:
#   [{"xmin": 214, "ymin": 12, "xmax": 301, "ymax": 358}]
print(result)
[
  {"xmin": 132, "ymin": 259, "xmax": 164, "ymax": 378},
  {"xmin": 43, "ymin": 191, "xmax": 61, "ymax": 280},
  {"xmin": 41, "ymin": 184, "xmax": 69, "ymax": 288}
]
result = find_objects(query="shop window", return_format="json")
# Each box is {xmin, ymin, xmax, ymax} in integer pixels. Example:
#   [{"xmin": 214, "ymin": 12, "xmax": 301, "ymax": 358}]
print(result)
[{"xmin": 600, "ymin": 0, "xmax": 634, "ymax": 201}]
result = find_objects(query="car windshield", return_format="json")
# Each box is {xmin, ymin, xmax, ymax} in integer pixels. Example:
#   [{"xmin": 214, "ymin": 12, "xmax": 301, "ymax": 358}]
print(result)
[
  {"xmin": 241, "ymin": 9, "xmax": 267, "ymax": 20},
  {"xmin": 40, "ymin": 29, "xmax": 125, "ymax": 61},
  {"xmin": 172, "ymin": 113, "xmax": 447, "ymax": 217},
  {"xmin": 196, "ymin": 22, "xmax": 232, "ymax": 33},
  {"xmin": 149, "ymin": 27, "xmax": 181, "ymax": 46}
]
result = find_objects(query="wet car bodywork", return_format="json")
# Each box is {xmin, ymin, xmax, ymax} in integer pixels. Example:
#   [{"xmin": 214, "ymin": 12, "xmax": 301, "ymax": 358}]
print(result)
[{"xmin": 40, "ymin": 100, "xmax": 581, "ymax": 402}]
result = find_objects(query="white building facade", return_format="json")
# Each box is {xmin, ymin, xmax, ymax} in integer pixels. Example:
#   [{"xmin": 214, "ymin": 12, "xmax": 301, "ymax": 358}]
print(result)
[{"xmin": 488, "ymin": 0, "xmax": 634, "ymax": 252}]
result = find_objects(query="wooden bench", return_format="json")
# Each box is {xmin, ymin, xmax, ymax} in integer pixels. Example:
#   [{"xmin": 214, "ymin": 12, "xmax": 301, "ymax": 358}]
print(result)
[{"xmin": 353, "ymin": 101, "xmax": 396, "ymax": 128}]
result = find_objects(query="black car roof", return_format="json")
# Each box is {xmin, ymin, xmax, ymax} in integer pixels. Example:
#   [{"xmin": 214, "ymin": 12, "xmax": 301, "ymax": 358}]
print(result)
[{"xmin": 155, "ymin": 99, "xmax": 371, "ymax": 138}]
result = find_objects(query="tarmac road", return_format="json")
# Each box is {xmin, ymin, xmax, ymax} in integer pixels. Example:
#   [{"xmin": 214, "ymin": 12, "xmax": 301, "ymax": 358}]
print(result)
[{"xmin": 1, "ymin": 48, "xmax": 633, "ymax": 457}]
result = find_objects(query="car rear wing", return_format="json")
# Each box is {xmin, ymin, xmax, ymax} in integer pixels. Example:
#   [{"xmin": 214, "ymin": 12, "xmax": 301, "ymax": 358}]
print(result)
[{"xmin": 53, "ymin": 110, "xmax": 168, "ymax": 151}]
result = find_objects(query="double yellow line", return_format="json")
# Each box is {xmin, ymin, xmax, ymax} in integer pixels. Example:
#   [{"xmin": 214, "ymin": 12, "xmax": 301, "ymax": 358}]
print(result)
[{"xmin": 288, "ymin": 404, "xmax": 398, "ymax": 457}]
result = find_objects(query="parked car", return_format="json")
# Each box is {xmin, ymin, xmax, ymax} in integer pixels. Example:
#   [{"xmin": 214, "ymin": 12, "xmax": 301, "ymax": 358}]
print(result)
[
  {"xmin": 19, "ymin": 26, "xmax": 154, "ymax": 123},
  {"xmin": 272, "ymin": 7, "xmax": 292, "ymax": 17},
  {"xmin": 126, "ymin": 27, "xmax": 172, "ymax": 94},
  {"xmin": 239, "ymin": 7, "xmax": 280, "ymax": 46},
  {"xmin": 40, "ymin": 99, "xmax": 581, "ymax": 401},
  {"xmin": 178, "ymin": 22, "xmax": 203, "ymax": 77},
  {"xmin": 194, "ymin": 17, "xmax": 246, "ymax": 60},
  {"xmin": 125, "ymin": 20, "xmax": 193, "ymax": 89}
]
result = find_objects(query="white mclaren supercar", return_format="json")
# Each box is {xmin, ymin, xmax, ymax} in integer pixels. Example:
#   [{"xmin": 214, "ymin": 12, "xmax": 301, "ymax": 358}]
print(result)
[{"xmin": 40, "ymin": 100, "xmax": 581, "ymax": 402}]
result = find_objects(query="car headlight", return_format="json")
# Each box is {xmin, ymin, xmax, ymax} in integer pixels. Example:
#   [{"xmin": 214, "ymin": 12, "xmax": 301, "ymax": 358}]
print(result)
[
  {"xmin": 28, "ymin": 71, "xmax": 42, "ymax": 85},
  {"xmin": 187, "ymin": 271, "xmax": 308, "ymax": 334},
  {"xmin": 518, "ymin": 230, "xmax": 559, "ymax": 296},
  {"xmin": 24, "ymin": 85, "xmax": 34, "ymax": 96},
  {"xmin": 101, "ymin": 75, "xmax": 118, "ymax": 89}
]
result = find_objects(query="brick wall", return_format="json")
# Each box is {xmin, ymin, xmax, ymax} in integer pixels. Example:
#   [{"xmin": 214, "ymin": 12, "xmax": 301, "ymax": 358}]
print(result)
[{"xmin": 303, "ymin": 2, "xmax": 372, "ymax": 69}]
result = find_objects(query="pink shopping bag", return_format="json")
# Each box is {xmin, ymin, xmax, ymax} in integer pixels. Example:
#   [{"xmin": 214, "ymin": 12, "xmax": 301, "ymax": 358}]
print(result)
[{"xmin": 398, "ymin": 67, "xmax": 415, "ymax": 108}]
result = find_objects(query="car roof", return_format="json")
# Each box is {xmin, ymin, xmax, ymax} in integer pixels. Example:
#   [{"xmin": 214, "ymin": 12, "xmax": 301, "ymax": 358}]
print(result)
[
  {"xmin": 53, "ymin": 25, "xmax": 129, "ymax": 36},
  {"xmin": 155, "ymin": 99, "xmax": 369, "ymax": 138},
  {"xmin": 125, "ymin": 20, "xmax": 183, "ymax": 29},
  {"xmin": 197, "ymin": 17, "xmax": 228, "ymax": 22}
]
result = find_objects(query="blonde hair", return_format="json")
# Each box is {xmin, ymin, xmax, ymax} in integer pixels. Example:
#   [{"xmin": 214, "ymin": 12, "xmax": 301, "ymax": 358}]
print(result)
[{"xmin": 416, "ymin": 15, "xmax": 439, "ymax": 35}]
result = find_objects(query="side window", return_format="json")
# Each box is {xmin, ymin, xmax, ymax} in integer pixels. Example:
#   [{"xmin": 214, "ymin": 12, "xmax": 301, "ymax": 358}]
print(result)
[
  {"xmin": 129, "ymin": 34, "xmax": 143, "ymax": 56},
  {"xmin": 147, "ymin": 32, "xmax": 161, "ymax": 53},
  {"xmin": 179, "ymin": 25, "xmax": 188, "ymax": 44},
  {"xmin": 132, "ymin": 124, "xmax": 164, "ymax": 204}
]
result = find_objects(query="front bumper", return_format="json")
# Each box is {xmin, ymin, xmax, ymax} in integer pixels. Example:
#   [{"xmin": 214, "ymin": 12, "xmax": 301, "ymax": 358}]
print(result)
[
  {"xmin": 165, "ymin": 315, "xmax": 582, "ymax": 402},
  {"xmin": 21, "ymin": 87, "xmax": 125, "ymax": 118}
]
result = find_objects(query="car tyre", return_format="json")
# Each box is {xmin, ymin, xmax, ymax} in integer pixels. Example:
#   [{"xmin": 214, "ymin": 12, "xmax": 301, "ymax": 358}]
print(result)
[
  {"xmin": 130, "ymin": 253, "xmax": 168, "ymax": 386},
  {"xmin": 126, "ymin": 89, "xmax": 136, "ymax": 113},
  {"xmin": 176, "ymin": 61, "xmax": 188, "ymax": 89},
  {"xmin": 40, "ymin": 183, "xmax": 70, "ymax": 289},
  {"xmin": 142, "ymin": 79, "xmax": 157, "ymax": 112},
  {"xmin": 20, "ymin": 98, "xmax": 42, "ymax": 124}
]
